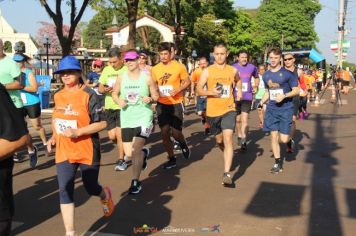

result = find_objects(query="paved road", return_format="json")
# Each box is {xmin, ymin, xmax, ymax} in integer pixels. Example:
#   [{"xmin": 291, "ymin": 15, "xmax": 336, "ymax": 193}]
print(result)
[{"xmin": 11, "ymin": 89, "xmax": 356, "ymax": 236}]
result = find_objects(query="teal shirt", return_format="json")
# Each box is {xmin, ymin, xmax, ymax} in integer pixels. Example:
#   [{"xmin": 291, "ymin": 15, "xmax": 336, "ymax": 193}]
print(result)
[
  {"xmin": 120, "ymin": 71, "xmax": 153, "ymax": 128},
  {"xmin": 0, "ymin": 56, "xmax": 22, "ymax": 108}
]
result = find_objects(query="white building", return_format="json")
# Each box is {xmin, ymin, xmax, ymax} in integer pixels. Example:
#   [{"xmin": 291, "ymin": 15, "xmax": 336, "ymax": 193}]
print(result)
[{"xmin": 0, "ymin": 8, "xmax": 38, "ymax": 57}]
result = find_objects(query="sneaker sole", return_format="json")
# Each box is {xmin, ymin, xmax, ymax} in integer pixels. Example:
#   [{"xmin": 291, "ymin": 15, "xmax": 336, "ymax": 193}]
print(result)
[
  {"xmin": 103, "ymin": 187, "xmax": 114, "ymax": 217},
  {"xmin": 222, "ymin": 177, "xmax": 233, "ymax": 185},
  {"xmin": 163, "ymin": 164, "xmax": 177, "ymax": 170},
  {"xmin": 129, "ymin": 186, "xmax": 142, "ymax": 195},
  {"xmin": 270, "ymin": 169, "xmax": 283, "ymax": 174}
]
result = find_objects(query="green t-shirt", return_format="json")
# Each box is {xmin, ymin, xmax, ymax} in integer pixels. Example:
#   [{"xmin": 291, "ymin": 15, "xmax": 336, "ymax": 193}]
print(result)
[
  {"xmin": 120, "ymin": 71, "xmax": 153, "ymax": 128},
  {"xmin": 99, "ymin": 65, "xmax": 127, "ymax": 110},
  {"xmin": 0, "ymin": 56, "xmax": 22, "ymax": 108}
]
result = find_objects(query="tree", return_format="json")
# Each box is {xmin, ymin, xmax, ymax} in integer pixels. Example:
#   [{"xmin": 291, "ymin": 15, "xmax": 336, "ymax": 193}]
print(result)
[
  {"xmin": 39, "ymin": 0, "xmax": 91, "ymax": 56},
  {"xmin": 36, "ymin": 22, "xmax": 81, "ymax": 54},
  {"xmin": 256, "ymin": 0, "xmax": 321, "ymax": 50},
  {"xmin": 125, "ymin": 0, "xmax": 139, "ymax": 48}
]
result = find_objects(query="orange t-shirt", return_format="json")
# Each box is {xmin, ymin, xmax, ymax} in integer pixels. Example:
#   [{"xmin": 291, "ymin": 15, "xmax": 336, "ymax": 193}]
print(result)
[
  {"xmin": 304, "ymin": 75, "xmax": 314, "ymax": 90},
  {"xmin": 338, "ymin": 70, "xmax": 351, "ymax": 81},
  {"xmin": 206, "ymin": 64, "xmax": 236, "ymax": 117},
  {"xmin": 191, "ymin": 68, "xmax": 203, "ymax": 84},
  {"xmin": 52, "ymin": 86, "xmax": 102, "ymax": 165},
  {"xmin": 152, "ymin": 60, "xmax": 189, "ymax": 105}
]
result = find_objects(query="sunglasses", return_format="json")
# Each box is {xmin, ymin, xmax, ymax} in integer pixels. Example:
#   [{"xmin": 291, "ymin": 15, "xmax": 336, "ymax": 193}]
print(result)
[
  {"xmin": 93, "ymin": 65, "xmax": 102, "ymax": 68},
  {"xmin": 125, "ymin": 58, "xmax": 138, "ymax": 62},
  {"xmin": 60, "ymin": 69, "xmax": 80, "ymax": 74},
  {"xmin": 284, "ymin": 57, "xmax": 294, "ymax": 61}
]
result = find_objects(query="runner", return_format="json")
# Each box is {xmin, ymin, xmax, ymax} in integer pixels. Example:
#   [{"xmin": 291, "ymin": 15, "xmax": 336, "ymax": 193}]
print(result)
[
  {"xmin": 138, "ymin": 52, "xmax": 152, "ymax": 75},
  {"xmin": 98, "ymin": 48, "xmax": 128, "ymax": 171},
  {"xmin": 0, "ymin": 83, "xmax": 28, "ymax": 236},
  {"xmin": 112, "ymin": 50, "xmax": 159, "ymax": 194},
  {"xmin": 232, "ymin": 50, "xmax": 259, "ymax": 151},
  {"xmin": 197, "ymin": 43, "xmax": 241, "ymax": 186},
  {"xmin": 47, "ymin": 56, "xmax": 114, "ymax": 236},
  {"xmin": 14, "ymin": 53, "xmax": 48, "ymax": 159},
  {"xmin": 190, "ymin": 56, "xmax": 210, "ymax": 135},
  {"xmin": 0, "ymin": 39, "xmax": 38, "ymax": 167},
  {"xmin": 255, "ymin": 65, "xmax": 266, "ymax": 129},
  {"xmin": 283, "ymin": 53, "xmax": 299, "ymax": 153},
  {"xmin": 151, "ymin": 42, "xmax": 191, "ymax": 169},
  {"xmin": 258, "ymin": 47, "xmax": 299, "ymax": 174}
]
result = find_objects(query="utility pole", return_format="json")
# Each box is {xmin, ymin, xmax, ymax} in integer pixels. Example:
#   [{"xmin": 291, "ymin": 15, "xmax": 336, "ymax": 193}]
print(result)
[{"xmin": 337, "ymin": 0, "xmax": 347, "ymax": 69}]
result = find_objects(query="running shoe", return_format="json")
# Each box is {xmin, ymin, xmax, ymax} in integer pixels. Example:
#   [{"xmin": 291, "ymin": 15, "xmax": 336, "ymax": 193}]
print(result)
[
  {"xmin": 270, "ymin": 159, "xmax": 283, "ymax": 174},
  {"xmin": 114, "ymin": 159, "xmax": 128, "ymax": 171},
  {"xmin": 222, "ymin": 172, "xmax": 233, "ymax": 185},
  {"xmin": 201, "ymin": 117, "xmax": 206, "ymax": 125},
  {"xmin": 142, "ymin": 147, "xmax": 150, "ymax": 170},
  {"xmin": 13, "ymin": 153, "xmax": 23, "ymax": 162},
  {"xmin": 241, "ymin": 142, "xmax": 247, "ymax": 152},
  {"xmin": 180, "ymin": 143, "xmax": 191, "ymax": 159},
  {"xmin": 286, "ymin": 139, "xmax": 295, "ymax": 153},
  {"xmin": 173, "ymin": 140, "xmax": 180, "ymax": 151},
  {"xmin": 163, "ymin": 156, "xmax": 177, "ymax": 170},
  {"xmin": 205, "ymin": 128, "xmax": 211, "ymax": 135},
  {"xmin": 299, "ymin": 112, "xmax": 304, "ymax": 120},
  {"xmin": 129, "ymin": 179, "xmax": 142, "ymax": 195},
  {"xmin": 101, "ymin": 187, "xmax": 114, "ymax": 217},
  {"xmin": 29, "ymin": 146, "xmax": 38, "ymax": 168}
]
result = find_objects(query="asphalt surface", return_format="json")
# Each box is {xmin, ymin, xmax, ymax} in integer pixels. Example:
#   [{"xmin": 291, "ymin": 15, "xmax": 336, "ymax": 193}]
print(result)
[{"xmin": 10, "ymin": 88, "xmax": 356, "ymax": 236}]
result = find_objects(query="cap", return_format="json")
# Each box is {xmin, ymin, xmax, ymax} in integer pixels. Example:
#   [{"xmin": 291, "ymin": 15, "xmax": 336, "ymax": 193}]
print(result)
[
  {"xmin": 124, "ymin": 51, "xmax": 139, "ymax": 60},
  {"xmin": 53, "ymin": 56, "xmax": 81, "ymax": 74},
  {"xmin": 13, "ymin": 54, "xmax": 26, "ymax": 62},
  {"xmin": 93, "ymin": 59, "xmax": 104, "ymax": 67},
  {"xmin": 139, "ymin": 52, "xmax": 148, "ymax": 58}
]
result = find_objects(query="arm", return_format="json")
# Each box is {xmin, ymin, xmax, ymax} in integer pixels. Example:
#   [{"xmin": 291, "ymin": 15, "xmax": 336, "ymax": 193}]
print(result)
[
  {"xmin": 234, "ymin": 68, "xmax": 242, "ymax": 100},
  {"xmin": 145, "ymin": 76, "xmax": 159, "ymax": 103},
  {"xmin": 259, "ymin": 88, "xmax": 270, "ymax": 105},
  {"xmin": 5, "ymin": 79, "xmax": 24, "ymax": 90},
  {"xmin": 253, "ymin": 77, "xmax": 260, "ymax": 93},
  {"xmin": 23, "ymin": 72, "xmax": 38, "ymax": 93},
  {"xmin": 63, "ymin": 121, "xmax": 107, "ymax": 139},
  {"xmin": 112, "ymin": 75, "xmax": 127, "ymax": 108},
  {"xmin": 196, "ymin": 69, "xmax": 221, "ymax": 97},
  {"xmin": 0, "ymin": 135, "xmax": 27, "ymax": 160}
]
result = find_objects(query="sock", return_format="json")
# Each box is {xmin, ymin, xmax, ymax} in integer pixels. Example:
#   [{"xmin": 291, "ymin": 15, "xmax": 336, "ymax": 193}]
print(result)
[{"xmin": 241, "ymin": 138, "xmax": 246, "ymax": 144}]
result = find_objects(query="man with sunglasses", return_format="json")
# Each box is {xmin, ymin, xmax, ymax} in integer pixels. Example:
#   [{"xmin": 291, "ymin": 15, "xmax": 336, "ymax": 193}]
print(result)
[
  {"xmin": 258, "ymin": 48, "xmax": 299, "ymax": 174},
  {"xmin": 98, "ymin": 48, "xmax": 128, "ymax": 171},
  {"xmin": 283, "ymin": 53, "xmax": 299, "ymax": 153}
]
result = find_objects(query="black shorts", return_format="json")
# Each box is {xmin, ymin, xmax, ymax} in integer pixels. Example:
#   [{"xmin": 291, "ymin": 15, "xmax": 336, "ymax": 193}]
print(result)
[
  {"xmin": 207, "ymin": 111, "xmax": 237, "ymax": 136},
  {"xmin": 23, "ymin": 102, "xmax": 41, "ymax": 119},
  {"xmin": 122, "ymin": 126, "xmax": 152, "ymax": 142},
  {"xmin": 342, "ymin": 80, "xmax": 350, "ymax": 86},
  {"xmin": 292, "ymin": 96, "xmax": 300, "ymax": 117},
  {"xmin": 235, "ymin": 100, "xmax": 252, "ymax": 115},
  {"xmin": 156, "ymin": 102, "xmax": 184, "ymax": 131},
  {"xmin": 104, "ymin": 109, "xmax": 121, "ymax": 130},
  {"xmin": 0, "ymin": 158, "xmax": 14, "ymax": 221}
]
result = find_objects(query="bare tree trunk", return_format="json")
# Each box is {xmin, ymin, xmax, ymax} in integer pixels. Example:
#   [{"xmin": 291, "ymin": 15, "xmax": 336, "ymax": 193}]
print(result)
[
  {"xmin": 125, "ymin": 0, "xmax": 139, "ymax": 49},
  {"xmin": 174, "ymin": 0, "xmax": 182, "ymax": 56}
]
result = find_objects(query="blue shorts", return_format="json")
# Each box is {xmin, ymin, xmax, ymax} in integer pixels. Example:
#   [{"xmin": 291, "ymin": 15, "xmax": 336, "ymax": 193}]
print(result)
[
  {"xmin": 263, "ymin": 107, "xmax": 293, "ymax": 135},
  {"xmin": 196, "ymin": 96, "xmax": 206, "ymax": 112}
]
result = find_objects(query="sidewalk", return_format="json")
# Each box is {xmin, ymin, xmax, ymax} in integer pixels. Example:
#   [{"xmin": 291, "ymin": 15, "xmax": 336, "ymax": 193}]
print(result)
[{"xmin": 11, "ymin": 89, "xmax": 356, "ymax": 236}]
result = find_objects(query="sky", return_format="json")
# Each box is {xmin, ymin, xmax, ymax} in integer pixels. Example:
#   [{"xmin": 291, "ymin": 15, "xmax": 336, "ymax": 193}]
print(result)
[{"xmin": 0, "ymin": 0, "xmax": 355, "ymax": 64}]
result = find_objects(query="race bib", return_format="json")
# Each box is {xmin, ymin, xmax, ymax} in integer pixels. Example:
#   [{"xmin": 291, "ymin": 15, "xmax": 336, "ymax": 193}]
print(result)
[
  {"xmin": 140, "ymin": 124, "xmax": 153, "ymax": 138},
  {"xmin": 221, "ymin": 85, "xmax": 230, "ymax": 98},
  {"xmin": 107, "ymin": 78, "xmax": 116, "ymax": 88},
  {"xmin": 20, "ymin": 93, "xmax": 27, "ymax": 104},
  {"xmin": 55, "ymin": 118, "xmax": 78, "ymax": 135},
  {"xmin": 242, "ymin": 82, "xmax": 248, "ymax": 92},
  {"xmin": 159, "ymin": 85, "xmax": 173, "ymax": 97},
  {"xmin": 269, "ymin": 89, "xmax": 284, "ymax": 101},
  {"xmin": 126, "ymin": 90, "xmax": 140, "ymax": 104}
]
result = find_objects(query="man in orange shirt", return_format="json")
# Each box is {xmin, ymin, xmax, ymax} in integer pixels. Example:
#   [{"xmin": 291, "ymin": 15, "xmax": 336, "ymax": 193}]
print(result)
[
  {"xmin": 197, "ymin": 43, "xmax": 241, "ymax": 187},
  {"xmin": 190, "ymin": 56, "xmax": 210, "ymax": 134},
  {"xmin": 152, "ymin": 42, "xmax": 191, "ymax": 169}
]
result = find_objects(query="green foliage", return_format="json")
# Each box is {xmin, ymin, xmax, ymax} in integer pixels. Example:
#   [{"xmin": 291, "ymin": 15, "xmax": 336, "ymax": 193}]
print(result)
[
  {"xmin": 189, "ymin": 14, "xmax": 228, "ymax": 57},
  {"xmin": 256, "ymin": 0, "xmax": 321, "ymax": 50}
]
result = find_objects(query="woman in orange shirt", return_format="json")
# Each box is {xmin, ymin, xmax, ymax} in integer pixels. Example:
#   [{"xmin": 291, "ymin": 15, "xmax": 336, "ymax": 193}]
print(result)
[{"xmin": 47, "ymin": 56, "xmax": 114, "ymax": 236}]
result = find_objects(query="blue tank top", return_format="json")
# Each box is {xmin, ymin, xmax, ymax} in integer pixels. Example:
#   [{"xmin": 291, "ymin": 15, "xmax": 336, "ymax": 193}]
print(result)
[{"xmin": 20, "ymin": 69, "xmax": 40, "ymax": 106}]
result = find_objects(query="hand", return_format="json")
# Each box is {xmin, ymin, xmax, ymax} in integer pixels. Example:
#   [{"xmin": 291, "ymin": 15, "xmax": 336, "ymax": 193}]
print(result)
[
  {"xmin": 211, "ymin": 87, "xmax": 222, "ymax": 97},
  {"xmin": 190, "ymin": 91, "xmax": 195, "ymax": 97},
  {"xmin": 142, "ymin": 96, "xmax": 152, "ymax": 104},
  {"xmin": 63, "ymin": 128, "xmax": 80, "ymax": 139},
  {"xmin": 236, "ymin": 91, "xmax": 242, "ymax": 101},
  {"xmin": 104, "ymin": 86, "xmax": 113, "ymax": 93},
  {"xmin": 169, "ymin": 88, "xmax": 180, "ymax": 97},
  {"xmin": 257, "ymin": 103, "xmax": 263, "ymax": 110},
  {"xmin": 118, "ymin": 98, "xmax": 128, "ymax": 108},
  {"xmin": 252, "ymin": 87, "xmax": 257, "ymax": 94},
  {"xmin": 47, "ymin": 137, "xmax": 56, "ymax": 153},
  {"xmin": 275, "ymin": 94, "xmax": 286, "ymax": 103}
]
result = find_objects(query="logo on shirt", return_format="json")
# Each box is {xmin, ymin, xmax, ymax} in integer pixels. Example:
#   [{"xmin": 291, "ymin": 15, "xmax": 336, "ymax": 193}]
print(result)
[
  {"xmin": 158, "ymin": 73, "xmax": 172, "ymax": 85},
  {"xmin": 268, "ymin": 80, "xmax": 280, "ymax": 88},
  {"xmin": 55, "ymin": 104, "xmax": 79, "ymax": 116}
]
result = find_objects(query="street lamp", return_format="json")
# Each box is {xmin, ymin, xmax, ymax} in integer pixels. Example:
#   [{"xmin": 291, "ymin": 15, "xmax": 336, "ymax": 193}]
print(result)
[
  {"xmin": 192, "ymin": 49, "xmax": 197, "ymax": 70},
  {"xmin": 43, "ymin": 34, "xmax": 51, "ymax": 75}
]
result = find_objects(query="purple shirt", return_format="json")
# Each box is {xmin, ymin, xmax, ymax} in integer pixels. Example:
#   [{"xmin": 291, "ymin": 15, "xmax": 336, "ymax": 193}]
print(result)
[{"xmin": 232, "ymin": 63, "xmax": 258, "ymax": 101}]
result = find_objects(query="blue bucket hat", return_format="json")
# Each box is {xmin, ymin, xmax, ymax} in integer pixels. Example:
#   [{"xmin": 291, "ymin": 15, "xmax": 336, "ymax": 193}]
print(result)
[
  {"xmin": 54, "ymin": 56, "xmax": 82, "ymax": 74},
  {"xmin": 13, "ymin": 54, "xmax": 26, "ymax": 62}
]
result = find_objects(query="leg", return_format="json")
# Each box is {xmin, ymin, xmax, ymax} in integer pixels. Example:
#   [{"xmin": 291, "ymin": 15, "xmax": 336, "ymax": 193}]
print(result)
[
  {"xmin": 116, "ymin": 127, "xmax": 125, "ymax": 160},
  {"xmin": 160, "ymin": 125, "xmax": 174, "ymax": 157},
  {"xmin": 56, "ymin": 161, "xmax": 78, "ymax": 234},
  {"xmin": 29, "ymin": 117, "xmax": 47, "ymax": 145},
  {"xmin": 271, "ymin": 131, "xmax": 281, "ymax": 159},
  {"xmin": 215, "ymin": 133, "xmax": 224, "ymax": 151},
  {"xmin": 222, "ymin": 129, "xmax": 234, "ymax": 173},
  {"xmin": 131, "ymin": 137, "xmax": 146, "ymax": 180},
  {"xmin": 240, "ymin": 112, "xmax": 249, "ymax": 141},
  {"xmin": 235, "ymin": 114, "xmax": 242, "ymax": 138}
]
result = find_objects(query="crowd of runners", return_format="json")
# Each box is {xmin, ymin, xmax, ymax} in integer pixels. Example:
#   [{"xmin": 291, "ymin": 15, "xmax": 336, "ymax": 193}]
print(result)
[{"xmin": 1, "ymin": 37, "xmax": 355, "ymax": 236}]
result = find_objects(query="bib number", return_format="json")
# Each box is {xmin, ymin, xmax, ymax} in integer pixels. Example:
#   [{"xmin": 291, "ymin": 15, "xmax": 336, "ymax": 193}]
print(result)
[
  {"xmin": 221, "ymin": 85, "xmax": 230, "ymax": 98},
  {"xmin": 126, "ymin": 90, "xmax": 140, "ymax": 104},
  {"xmin": 269, "ymin": 89, "xmax": 284, "ymax": 101},
  {"xmin": 55, "ymin": 118, "xmax": 78, "ymax": 134},
  {"xmin": 159, "ymin": 85, "xmax": 173, "ymax": 97},
  {"xmin": 140, "ymin": 124, "xmax": 153, "ymax": 138},
  {"xmin": 242, "ymin": 82, "xmax": 248, "ymax": 92},
  {"xmin": 20, "ymin": 93, "xmax": 27, "ymax": 104}
]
